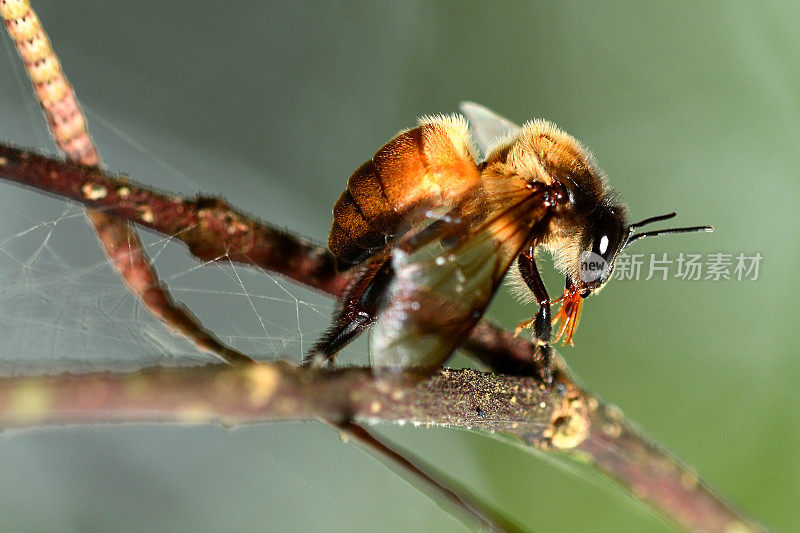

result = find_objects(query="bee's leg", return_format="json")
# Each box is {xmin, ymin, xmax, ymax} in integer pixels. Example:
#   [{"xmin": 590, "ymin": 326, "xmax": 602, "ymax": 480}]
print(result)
[
  {"xmin": 304, "ymin": 255, "xmax": 393, "ymax": 367},
  {"xmin": 517, "ymin": 248, "xmax": 553, "ymax": 384}
]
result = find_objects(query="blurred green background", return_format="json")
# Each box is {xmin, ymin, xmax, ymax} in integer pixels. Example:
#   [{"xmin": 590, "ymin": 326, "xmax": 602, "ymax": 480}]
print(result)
[{"xmin": 0, "ymin": 1, "xmax": 797, "ymax": 531}]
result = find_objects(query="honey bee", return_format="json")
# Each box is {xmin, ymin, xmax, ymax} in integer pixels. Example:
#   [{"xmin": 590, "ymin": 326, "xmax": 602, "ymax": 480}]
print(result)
[{"xmin": 306, "ymin": 102, "xmax": 711, "ymax": 382}]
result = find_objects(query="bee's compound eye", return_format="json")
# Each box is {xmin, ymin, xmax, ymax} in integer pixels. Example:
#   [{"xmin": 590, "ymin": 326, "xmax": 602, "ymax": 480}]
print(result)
[
  {"xmin": 591, "ymin": 209, "xmax": 624, "ymax": 263},
  {"xmin": 579, "ymin": 207, "xmax": 626, "ymax": 286}
]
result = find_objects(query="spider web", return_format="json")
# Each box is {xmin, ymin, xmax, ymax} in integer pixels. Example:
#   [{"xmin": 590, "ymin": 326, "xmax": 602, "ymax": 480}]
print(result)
[
  {"xmin": 0, "ymin": 100, "xmax": 339, "ymax": 378},
  {"xmin": 0, "ymin": 182, "xmax": 337, "ymax": 376}
]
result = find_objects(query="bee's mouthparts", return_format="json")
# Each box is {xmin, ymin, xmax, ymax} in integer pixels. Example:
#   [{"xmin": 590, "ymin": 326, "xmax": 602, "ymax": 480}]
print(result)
[{"xmin": 551, "ymin": 285, "xmax": 584, "ymax": 346}]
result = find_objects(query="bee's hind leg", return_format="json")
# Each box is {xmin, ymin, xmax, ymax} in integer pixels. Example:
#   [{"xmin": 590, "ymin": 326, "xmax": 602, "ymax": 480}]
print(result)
[{"xmin": 304, "ymin": 254, "xmax": 393, "ymax": 367}]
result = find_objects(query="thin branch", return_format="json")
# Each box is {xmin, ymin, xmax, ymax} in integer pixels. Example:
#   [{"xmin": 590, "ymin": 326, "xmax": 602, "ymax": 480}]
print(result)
[
  {"xmin": 0, "ymin": 363, "xmax": 762, "ymax": 533},
  {"xmin": 0, "ymin": 144, "xmax": 351, "ymax": 297},
  {"xmin": 0, "ymin": 0, "xmax": 252, "ymax": 366},
  {"xmin": 0, "ymin": 0, "xmax": 100, "ymax": 163},
  {"xmin": 331, "ymin": 420, "xmax": 525, "ymax": 533},
  {"xmin": 574, "ymin": 402, "xmax": 753, "ymax": 533},
  {"xmin": 0, "ymin": 363, "xmax": 555, "ymax": 437}
]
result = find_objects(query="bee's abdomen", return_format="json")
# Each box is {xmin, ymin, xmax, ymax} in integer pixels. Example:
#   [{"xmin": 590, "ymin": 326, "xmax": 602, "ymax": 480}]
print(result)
[
  {"xmin": 328, "ymin": 116, "xmax": 479, "ymax": 265},
  {"xmin": 329, "ymin": 169, "xmax": 390, "ymax": 265}
]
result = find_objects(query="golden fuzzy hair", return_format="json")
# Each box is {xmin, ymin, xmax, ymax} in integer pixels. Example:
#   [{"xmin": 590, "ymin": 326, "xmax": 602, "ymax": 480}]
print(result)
[{"xmin": 417, "ymin": 114, "xmax": 479, "ymax": 166}]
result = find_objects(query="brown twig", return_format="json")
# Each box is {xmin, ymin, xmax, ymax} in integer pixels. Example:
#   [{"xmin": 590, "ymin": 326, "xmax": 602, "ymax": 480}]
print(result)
[
  {"xmin": 574, "ymin": 402, "xmax": 752, "ymax": 533},
  {"xmin": 0, "ymin": 363, "xmax": 554, "ymax": 439},
  {"xmin": 0, "ymin": 363, "xmax": 762, "ymax": 533},
  {"xmin": 0, "ymin": 144, "xmax": 351, "ymax": 297}
]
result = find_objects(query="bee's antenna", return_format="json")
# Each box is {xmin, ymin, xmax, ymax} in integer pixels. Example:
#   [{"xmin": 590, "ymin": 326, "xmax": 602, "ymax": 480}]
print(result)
[
  {"xmin": 629, "ymin": 212, "xmax": 677, "ymax": 229},
  {"xmin": 624, "ymin": 212, "xmax": 713, "ymax": 249}
]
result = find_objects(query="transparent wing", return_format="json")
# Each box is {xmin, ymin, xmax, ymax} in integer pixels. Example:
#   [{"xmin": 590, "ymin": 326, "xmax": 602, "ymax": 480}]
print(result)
[
  {"xmin": 370, "ymin": 185, "xmax": 545, "ymax": 373},
  {"xmin": 459, "ymin": 101, "xmax": 521, "ymax": 160}
]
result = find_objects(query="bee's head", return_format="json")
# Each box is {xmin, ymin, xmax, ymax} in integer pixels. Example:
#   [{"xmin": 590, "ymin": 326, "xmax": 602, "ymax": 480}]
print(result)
[
  {"xmin": 492, "ymin": 122, "xmax": 715, "ymax": 297},
  {"xmin": 485, "ymin": 118, "xmax": 713, "ymax": 304},
  {"xmin": 491, "ymin": 121, "xmax": 631, "ymax": 296},
  {"xmin": 484, "ymin": 117, "xmax": 713, "ymax": 345},
  {"xmin": 546, "ymin": 207, "xmax": 712, "ymax": 345},
  {"xmin": 558, "ymin": 209, "xmax": 714, "ymax": 298}
]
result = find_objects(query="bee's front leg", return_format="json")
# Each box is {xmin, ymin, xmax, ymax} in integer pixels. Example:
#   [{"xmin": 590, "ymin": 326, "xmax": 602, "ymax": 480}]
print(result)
[{"xmin": 516, "ymin": 247, "xmax": 553, "ymax": 384}]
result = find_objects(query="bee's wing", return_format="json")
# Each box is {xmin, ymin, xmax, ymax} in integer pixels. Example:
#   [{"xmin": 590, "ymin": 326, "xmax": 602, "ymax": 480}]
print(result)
[
  {"xmin": 459, "ymin": 101, "xmax": 521, "ymax": 160},
  {"xmin": 370, "ymin": 184, "xmax": 546, "ymax": 373}
]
